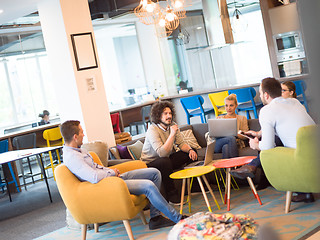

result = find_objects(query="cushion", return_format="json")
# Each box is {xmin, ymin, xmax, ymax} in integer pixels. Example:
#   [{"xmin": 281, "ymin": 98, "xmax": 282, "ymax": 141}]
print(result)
[
  {"xmin": 116, "ymin": 144, "xmax": 132, "ymax": 159},
  {"xmin": 127, "ymin": 140, "xmax": 144, "ymax": 160},
  {"xmin": 109, "ymin": 147, "xmax": 121, "ymax": 159},
  {"xmin": 82, "ymin": 141, "xmax": 109, "ymax": 167},
  {"xmin": 180, "ymin": 129, "xmax": 201, "ymax": 150}
]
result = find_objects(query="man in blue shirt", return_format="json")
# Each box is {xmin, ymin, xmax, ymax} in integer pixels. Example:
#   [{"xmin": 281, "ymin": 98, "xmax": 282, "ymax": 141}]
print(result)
[{"xmin": 60, "ymin": 120, "xmax": 185, "ymax": 230}]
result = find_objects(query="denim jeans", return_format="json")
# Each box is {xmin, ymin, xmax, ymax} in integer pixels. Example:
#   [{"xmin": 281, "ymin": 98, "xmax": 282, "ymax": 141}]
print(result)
[
  {"xmin": 120, "ymin": 167, "xmax": 181, "ymax": 223},
  {"xmin": 215, "ymin": 136, "xmax": 238, "ymax": 159}
]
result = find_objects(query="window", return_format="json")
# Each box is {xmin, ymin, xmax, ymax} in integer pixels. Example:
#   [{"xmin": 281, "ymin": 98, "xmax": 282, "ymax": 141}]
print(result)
[
  {"xmin": 93, "ymin": 23, "xmax": 147, "ymax": 111},
  {"xmin": 0, "ymin": 33, "xmax": 58, "ymax": 132}
]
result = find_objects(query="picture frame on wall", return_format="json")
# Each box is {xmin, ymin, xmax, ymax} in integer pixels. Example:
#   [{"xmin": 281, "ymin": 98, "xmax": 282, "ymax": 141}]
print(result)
[{"xmin": 71, "ymin": 32, "xmax": 98, "ymax": 71}]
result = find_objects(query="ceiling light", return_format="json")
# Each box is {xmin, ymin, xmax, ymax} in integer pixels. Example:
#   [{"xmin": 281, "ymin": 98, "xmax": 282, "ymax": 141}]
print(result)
[{"xmin": 134, "ymin": 0, "xmax": 191, "ymax": 37}]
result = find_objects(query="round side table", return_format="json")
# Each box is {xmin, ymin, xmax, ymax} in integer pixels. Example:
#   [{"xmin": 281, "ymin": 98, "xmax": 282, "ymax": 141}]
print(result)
[
  {"xmin": 170, "ymin": 166, "xmax": 220, "ymax": 214},
  {"xmin": 213, "ymin": 156, "xmax": 263, "ymax": 211}
]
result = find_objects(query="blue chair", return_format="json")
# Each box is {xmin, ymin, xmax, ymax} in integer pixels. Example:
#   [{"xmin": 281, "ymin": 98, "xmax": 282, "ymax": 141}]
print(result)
[
  {"xmin": 294, "ymin": 80, "xmax": 309, "ymax": 112},
  {"xmin": 0, "ymin": 139, "xmax": 20, "ymax": 193},
  {"xmin": 228, "ymin": 87, "xmax": 263, "ymax": 119},
  {"xmin": 180, "ymin": 95, "xmax": 214, "ymax": 124}
]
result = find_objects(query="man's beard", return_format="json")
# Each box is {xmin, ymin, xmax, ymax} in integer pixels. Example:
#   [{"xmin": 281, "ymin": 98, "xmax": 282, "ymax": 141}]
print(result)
[{"xmin": 160, "ymin": 119, "xmax": 172, "ymax": 127}]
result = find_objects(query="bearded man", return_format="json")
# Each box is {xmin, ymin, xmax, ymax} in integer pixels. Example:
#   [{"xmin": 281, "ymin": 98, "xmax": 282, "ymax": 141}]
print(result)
[{"xmin": 141, "ymin": 101, "xmax": 198, "ymax": 204}]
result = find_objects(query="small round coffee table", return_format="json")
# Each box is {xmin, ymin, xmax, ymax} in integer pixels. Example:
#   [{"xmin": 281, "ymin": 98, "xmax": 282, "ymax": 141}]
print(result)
[
  {"xmin": 170, "ymin": 166, "xmax": 220, "ymax": 214},
  {"xmin": 213, "ymin": 156, "xmax": 262, "ymax": 211}
]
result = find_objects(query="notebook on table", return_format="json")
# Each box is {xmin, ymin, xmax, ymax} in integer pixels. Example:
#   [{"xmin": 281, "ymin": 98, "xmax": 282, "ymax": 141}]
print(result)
[
  {"xmin": 184, "ymin": 141, "xmax": 216, "ymax": 168},
  {"xmin": 208, "ymin": 118, "xmax": 237, "ymax": 138}
]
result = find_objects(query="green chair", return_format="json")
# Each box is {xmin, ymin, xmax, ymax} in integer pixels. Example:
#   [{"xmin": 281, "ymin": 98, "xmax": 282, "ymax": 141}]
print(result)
[{"xmin": 260, "ymin": 125, "xmax": 320, "ymax": 213}]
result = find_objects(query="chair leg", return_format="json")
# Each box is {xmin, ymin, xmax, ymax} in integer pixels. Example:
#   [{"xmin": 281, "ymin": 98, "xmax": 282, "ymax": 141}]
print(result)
[
  {"xmin": 285, "ymin": 191, "xmax": 292, "ymax": 214},
  {"xmin": 26, "ymin": 157, "xmax": 35, "ymax": 183},
  {"xmin": 19, "ymin": 160, "xmax": 27, "ymax": 190},
  {"xmin": 123, "ymin": 220, "xmax": 134, "ymax": 240},
  {"xmin": 139, "ymin": 211, "xmax": 147, "ymax": 225},
  {"xmin": 81, "ymin": 224, "xmax": 87, "ymax": 240},
  {"xmin": 246, "ymin": 110, "xmax": 250, "ymax": 119},
  {"xmin": 94, "ymin": 223, "xmax": 99, "ymax": 233}
]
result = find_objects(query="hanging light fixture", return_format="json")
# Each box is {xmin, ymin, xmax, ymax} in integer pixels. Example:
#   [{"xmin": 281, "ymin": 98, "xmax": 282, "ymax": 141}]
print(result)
[
  {"xmin": 134, "ymin": 0, "xmax": 191, "ymax": 37},
  {"xmin": 231, "ymin": 1, "xmax": 248, "ymax": 34}
]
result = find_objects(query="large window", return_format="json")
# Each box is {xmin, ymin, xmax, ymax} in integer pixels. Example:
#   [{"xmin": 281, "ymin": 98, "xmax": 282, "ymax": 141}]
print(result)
[
  {"xmin": 160, "ymin": 5, "xmax": 272, "ymax": 93},
  {"xmin": 0, "ymin": 33, "xmax": 58, "ymax": 133},
  {"xmin": 93, "ymin": 23, "xmax": 147, "ymax": 111}
]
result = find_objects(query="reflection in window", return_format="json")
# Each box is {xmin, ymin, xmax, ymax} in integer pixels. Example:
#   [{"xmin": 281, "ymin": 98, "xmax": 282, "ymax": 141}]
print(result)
[{"xmin": 94, "ymin": 23, "xmax": 147, "ymax": 111}]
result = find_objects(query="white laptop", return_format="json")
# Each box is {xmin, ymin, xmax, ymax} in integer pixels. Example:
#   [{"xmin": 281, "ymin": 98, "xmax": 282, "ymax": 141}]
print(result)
[
  {"xmin": 184, "ymin": 141, "xmax": 216, "ymax": 168},
  {"xmin": 208, "ymin": 118, "xmax": 237, "ymax": 138}
]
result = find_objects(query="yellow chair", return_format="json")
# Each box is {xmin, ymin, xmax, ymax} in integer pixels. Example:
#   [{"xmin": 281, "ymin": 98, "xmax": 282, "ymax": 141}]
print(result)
[
  {"xmin": 208, "ymin": 91, "xmax": 229, "ymax": 117},
  {"xmin": 43, "ymin": 127, "xmax": 64, "ymax": 178},
  {"xmin": 54, "ymin": 157, "xmax": 149, "ymax": 240}
]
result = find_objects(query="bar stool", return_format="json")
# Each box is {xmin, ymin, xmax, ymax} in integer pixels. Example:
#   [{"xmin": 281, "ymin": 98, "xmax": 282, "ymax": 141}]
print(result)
[
  {"xmin": 12, "ymin": 133, "xmax": 42, "ymax": 190},
  {"xmin": 180, "ymin": 95, "xmax": 214, "ymax": 124},
  {"xmin": 170, "ymin": 166, "xmax": 220, "ymax": 214},
  {"xmin": 228, "ymin": 87, "xmax": 262, "ymax": 119},
  {"xmin": 213, "ymin": 156, "xmax": 262, "ymax": 211}
]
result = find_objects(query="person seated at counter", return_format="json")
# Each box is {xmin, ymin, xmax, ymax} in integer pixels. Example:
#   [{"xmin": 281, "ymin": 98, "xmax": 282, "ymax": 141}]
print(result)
[
  {"xmin": 39, "ymin": 110, "xmax": 50, "ymax": 125},
  {"xmin": 140, "ymin": 101, "xmax": 198, "ymax": 205}
]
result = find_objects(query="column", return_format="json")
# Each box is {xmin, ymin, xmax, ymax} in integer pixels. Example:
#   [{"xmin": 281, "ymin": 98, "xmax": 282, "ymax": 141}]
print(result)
[{"xmin": 38, "ymin": 0, "xmax": 115, "ymax": 146}]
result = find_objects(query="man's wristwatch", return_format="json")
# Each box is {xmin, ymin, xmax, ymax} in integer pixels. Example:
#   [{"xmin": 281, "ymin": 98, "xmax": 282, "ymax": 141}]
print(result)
[{"xmin": 188, "ymin": 149, "xmax": 193, "ymax": 153}]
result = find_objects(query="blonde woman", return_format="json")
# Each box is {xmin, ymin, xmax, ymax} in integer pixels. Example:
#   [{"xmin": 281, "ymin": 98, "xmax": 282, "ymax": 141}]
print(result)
[{"xmin": 214, "ymin": 94, "xmax": 249, "ymax": 159}]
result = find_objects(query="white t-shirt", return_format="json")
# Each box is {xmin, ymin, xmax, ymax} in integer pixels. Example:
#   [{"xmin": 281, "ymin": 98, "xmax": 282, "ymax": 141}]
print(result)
[{"xmin": 259, "ymin": 97, "xmax": 315, "ymax": 150}]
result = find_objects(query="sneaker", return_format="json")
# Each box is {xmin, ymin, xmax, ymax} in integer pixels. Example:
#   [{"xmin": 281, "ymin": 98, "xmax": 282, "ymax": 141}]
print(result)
[{"xmin": 149, "ymin": 215, "xmax": 175, "ymax": 230}]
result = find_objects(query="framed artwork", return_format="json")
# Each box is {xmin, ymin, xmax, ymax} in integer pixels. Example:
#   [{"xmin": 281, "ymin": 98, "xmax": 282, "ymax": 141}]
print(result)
[{"xmin": 71, "ymin": 32, "xmax": 98, "ymax": 71}]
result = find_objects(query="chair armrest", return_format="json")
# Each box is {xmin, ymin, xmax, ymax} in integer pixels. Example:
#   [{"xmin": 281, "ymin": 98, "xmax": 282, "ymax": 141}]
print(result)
[{"xmin": 110, "ymin": 160, "xmax": 147, "ymax": 173}]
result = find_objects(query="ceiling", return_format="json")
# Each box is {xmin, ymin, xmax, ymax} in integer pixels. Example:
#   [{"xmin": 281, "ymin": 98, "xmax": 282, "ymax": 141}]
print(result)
[{"xmin": 0, "ymin": 0, "xmax": 260, "ymax": 55}]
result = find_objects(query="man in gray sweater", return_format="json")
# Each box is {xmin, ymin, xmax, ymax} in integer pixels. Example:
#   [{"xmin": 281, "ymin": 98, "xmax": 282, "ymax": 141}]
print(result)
[{"xmin": 141, "ymin": 101, "xmax": 198, "ymax": 204}]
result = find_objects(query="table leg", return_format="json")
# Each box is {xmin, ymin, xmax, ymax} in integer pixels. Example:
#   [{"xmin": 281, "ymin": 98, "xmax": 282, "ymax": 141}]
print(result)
[
  {"xmin": 187, "ymin": 178, "xmax": 191, "ymax": 213},
  {"xmin": 226, "ymin": 168, "xmax": 231, "ymax": 211},
  {"xmin": 224, "ymin": 168, "xmax": 229, "ymax": 204},
  {"xmin": 196, "ymin": 176, "xmax": 212, "ymax": 212},
  {"xmin": 180, "ymin": 178, "xmax": 186, "ymax": 214},
  {"xmin": 38, "ymin": 153, "xmax": 52, "ymax": 203},
  {"xmin": 247, "ymin": 177, "xmax": 262, "ymax": 205},
  {"xmin": 202, "ymin": 175, "xmax": 220, "ymax": 210}
]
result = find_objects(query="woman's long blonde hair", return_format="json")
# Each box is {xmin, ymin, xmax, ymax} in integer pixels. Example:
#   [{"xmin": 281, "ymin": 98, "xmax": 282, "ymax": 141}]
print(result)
[{"xmin": 224, "ymin": 93, "xmax": 238, "ymax": 105}]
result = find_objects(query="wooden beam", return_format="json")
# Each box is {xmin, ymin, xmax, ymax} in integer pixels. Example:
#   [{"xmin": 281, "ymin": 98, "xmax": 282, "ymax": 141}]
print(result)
[{"xmin": 218, "ymin": 0, "xmax": 234, "ymax": 44}]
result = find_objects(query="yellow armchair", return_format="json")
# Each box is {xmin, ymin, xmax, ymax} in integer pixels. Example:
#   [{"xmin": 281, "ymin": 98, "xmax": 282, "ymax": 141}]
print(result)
[{"xmin": 54, "ymin": 158, "xmax": 149, "ymax": 240}]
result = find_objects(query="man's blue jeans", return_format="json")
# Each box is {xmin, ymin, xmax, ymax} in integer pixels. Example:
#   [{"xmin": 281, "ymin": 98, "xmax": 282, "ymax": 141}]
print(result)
[
  {"xmin": 120, "ymin": 167, "xmax": 181, "ymax": 223},
  {"xmin": 215, "ymin": 136, "xmax": 238, "ymax": 159}
]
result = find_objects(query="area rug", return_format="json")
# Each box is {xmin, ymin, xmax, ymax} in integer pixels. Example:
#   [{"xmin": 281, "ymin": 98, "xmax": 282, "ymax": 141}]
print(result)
[{"xmin": 35, "ymin": 186, "xmax": 320, "ymax": 240}]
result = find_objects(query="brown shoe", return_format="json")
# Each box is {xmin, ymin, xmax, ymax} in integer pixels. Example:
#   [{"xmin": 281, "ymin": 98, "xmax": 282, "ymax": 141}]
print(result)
[{"xmin": 230, "ymin": 165, "xmax": 256, "ymax": 179}]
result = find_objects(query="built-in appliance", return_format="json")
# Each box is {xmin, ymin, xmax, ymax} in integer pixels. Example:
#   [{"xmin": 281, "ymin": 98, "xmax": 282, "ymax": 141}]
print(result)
[
  {"xmin": 273, "ymin": 31, "xmax": 308, "ymax": 77},
  {"xmin": 273, "ymin": 31, "xmax": 305, "ymax": 62}
]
